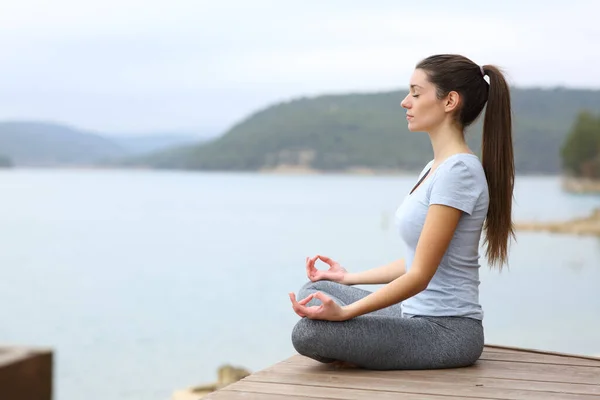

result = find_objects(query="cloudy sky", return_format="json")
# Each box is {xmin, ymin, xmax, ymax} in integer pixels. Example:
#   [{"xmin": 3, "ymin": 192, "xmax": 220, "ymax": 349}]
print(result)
[{"xmin": 1, "ymin": 0, "xmax": 598, "ymax": 136}]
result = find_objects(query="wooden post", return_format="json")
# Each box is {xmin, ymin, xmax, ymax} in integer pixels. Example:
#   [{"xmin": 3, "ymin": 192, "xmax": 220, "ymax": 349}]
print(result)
[{"xmin": 0, "ymin": 347, "xmax": 53, "ymax": 400}]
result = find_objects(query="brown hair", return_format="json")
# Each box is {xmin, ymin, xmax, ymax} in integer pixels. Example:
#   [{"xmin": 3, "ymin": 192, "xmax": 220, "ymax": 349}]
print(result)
[{"xmin": 416, "ymin": 54, "xmax": 515, "ymax": 268}]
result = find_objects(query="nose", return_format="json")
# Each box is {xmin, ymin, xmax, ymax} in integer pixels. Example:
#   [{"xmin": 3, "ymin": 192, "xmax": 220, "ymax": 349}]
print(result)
[{"xmin": 401, "ymin": 94, "xmax": 411, "ymax": 109}]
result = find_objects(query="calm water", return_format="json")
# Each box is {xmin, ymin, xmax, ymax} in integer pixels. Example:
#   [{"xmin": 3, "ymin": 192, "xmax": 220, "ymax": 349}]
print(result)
[{"xmin": 1, "ymin": 169, "xmax": 599, "ymax": 400}]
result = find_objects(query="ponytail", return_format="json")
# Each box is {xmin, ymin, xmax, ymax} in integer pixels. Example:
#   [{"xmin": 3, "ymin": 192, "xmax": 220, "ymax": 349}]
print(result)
[
  {"xmin": 481, "ymin": 65, "xmax": 515, "ymax": 268},
  {"xmin": 415, "ymin": 55, "xmax": 516, "ymax": 268}
]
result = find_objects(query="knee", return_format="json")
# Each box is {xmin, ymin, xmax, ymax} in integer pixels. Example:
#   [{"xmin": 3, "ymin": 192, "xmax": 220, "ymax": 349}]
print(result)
[
  {"xmin": 455, "ymin": 323, "xmax": 485, "ymax": 368},
  {"xmin": 298, "ymin": 280, "xmax": 341, "ymax": 299},
  {"xmin": 291, "ymin": 318, "xmax": 318, "ymax": 356}
]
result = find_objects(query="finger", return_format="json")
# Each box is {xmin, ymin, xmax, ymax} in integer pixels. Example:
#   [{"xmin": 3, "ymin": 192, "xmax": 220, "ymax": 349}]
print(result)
[
  {"xmin": 310, "ymin": 255, "xmax": 319, "ymax": 266},
  {"xmin": 298, "ymin": 294, "xmax": 314, "ymax": 305},
  {"xmin": 303, "ymin": 305, "xmax": 322, "ymax": 319},
  {"xmin": 317, "ymin": 255, "xmax": 335, "ymax": 266},
  {"xmin": 289, "ymin": 293, "xmax": 306, "ymax": 317},
  {"xmin": 293, "ymin": 295, "xmax": 312, "ymax": 317},
  {"xmin": 307, "ymin": 256, "xmax": 320, "ymax": 280},
  {"xmin": 307, "ymin": 256, "xmax": 316, "ymax": 270},
  {"xmin": 289, "ymin": 292, "xmax": 299, "ymax": 304},
  {"xmin": 294, "ymin": 306, "xmax": 306, "ymax": 317},
  {"xmin": 290, "ymin": 292, "xmax": 313, "ymax": 310},
  {"xmin": 312, "ymin": 291, "xmax": 333, "ymax": 305}
]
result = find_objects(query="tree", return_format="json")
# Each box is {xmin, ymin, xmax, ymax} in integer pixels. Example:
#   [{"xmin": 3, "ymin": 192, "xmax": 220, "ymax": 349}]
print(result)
[
  {"xmin": 560, "ymin": 111, "xmax": 600, "ymax": 178},
  {"xmin": 0, "ymin": 154, "xmax": 13, "ymax": 168}
]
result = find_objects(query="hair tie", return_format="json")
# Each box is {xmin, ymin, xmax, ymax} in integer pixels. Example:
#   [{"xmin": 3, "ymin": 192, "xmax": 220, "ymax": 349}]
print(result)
[{"xmin": 480, "ymin": 65, "xmax": 485, "ymax": 76}]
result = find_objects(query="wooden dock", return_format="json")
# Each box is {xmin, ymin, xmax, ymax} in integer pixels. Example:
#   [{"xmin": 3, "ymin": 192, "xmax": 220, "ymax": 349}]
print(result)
[
  {"xmin": 204, "ymin": 344, "xmax": 600, "ymax": 399},
  {"xmin": 0, "ymin": 346, "xmax": 53, "ymax": 400}
]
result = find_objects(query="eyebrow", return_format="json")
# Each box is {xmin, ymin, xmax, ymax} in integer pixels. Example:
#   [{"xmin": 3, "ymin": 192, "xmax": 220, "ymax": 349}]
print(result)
[{"xmin": 410, "ymin": 84, "xmax": 423, "ymax": 89}]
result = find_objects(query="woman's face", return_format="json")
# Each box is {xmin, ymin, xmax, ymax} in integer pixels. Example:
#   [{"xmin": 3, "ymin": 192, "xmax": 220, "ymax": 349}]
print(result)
[{"xmin": 400, "ymin": 68, "xmax": 449, "ymax": 133}]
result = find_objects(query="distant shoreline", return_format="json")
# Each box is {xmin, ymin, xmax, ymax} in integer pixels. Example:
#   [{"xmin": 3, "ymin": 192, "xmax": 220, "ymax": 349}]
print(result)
[
  {"xmin": 561, "ymin": 177, "xmax": 600, "ymax": 194},
  {"xmin": 5, "ymin": 165, "xmax": 600, "ymax": 184},
  {"xmin": 258, "ymin": 164, "xmax": 417, "ymax": 176},
  {"xmin": 516, "ymin": 207, "xmax": 600, "ymax": 236},
  {"xmin": 1, "ymin": 164, "xmax": 568, "ymax": 178}
]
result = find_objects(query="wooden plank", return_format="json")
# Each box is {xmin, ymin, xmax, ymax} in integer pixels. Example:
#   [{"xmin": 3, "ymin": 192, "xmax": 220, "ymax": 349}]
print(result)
[
  {"xmin": 473, "ymin": 360, "xmax": 600, "ymax": 384},
  {"xmin": 483, "ymin": 347, "xmax": 534, "ymax": 354},
  {"xmin": 480, "ymin": 351, "xmax": 600, "ymax": 368},
  {"xmin": 268, "ymin": 363, "xmax": 600, "ymax": 396},
  {"xmin": 246, "ymin": 369, "xmax": 599, "ymax": 400},
  {"xmin": 205, "ymin": 389, "xmax": 331, "ymax": 399},
  {"xmin": 219, "ymin": 381, "xmax": 471, "ymax": 399},
  {"xmin": 279, "ymin": 357, "xmax": 600, "ymax": 389},
  {"xmin": 484, "ymin": 345, "xmax": 600, "ymax": 361}
]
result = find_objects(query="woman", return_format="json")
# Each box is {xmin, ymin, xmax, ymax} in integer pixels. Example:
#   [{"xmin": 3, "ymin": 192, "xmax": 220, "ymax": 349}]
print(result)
[{"xmin": 289, "ymin": 54, "xmax": 515, "ymax": 370}]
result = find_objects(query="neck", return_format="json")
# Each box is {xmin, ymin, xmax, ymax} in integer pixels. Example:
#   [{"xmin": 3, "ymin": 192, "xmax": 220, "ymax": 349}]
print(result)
[{"xmin": 428, "ymin": 122, "xmax": 469, "ymax": 162}]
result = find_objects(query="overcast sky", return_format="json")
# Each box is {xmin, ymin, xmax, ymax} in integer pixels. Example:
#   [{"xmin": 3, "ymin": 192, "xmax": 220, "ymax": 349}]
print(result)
[{"xmin": 1, "ymin": 0, "xmax": 598, "ymax": 135}]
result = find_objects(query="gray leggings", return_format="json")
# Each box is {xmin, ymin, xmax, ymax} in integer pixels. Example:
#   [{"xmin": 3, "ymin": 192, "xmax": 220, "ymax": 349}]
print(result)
[{"xmin": 291, "ymin": 280, "xmax": 484, "ymax": 370}]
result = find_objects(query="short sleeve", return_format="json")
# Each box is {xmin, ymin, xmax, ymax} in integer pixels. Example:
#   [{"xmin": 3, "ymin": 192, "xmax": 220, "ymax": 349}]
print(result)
[{"xmin": 429, "ymin": 160, "xmax": 480, "ymax": 215}]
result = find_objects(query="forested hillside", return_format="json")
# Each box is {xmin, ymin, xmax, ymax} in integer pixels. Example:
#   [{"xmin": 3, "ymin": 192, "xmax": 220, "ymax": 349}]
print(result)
[{"xmin": 126, "ymin": 87, "xmax": 600, "ymax": 174}]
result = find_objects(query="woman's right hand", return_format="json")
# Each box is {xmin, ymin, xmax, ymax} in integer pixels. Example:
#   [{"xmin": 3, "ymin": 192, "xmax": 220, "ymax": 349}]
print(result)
[{"xmin": 306, "ymin": 255, "xmax": 348, "ymax": 283}]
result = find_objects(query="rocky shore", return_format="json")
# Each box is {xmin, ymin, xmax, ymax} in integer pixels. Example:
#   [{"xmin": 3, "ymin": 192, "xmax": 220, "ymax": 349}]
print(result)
[
  {"xmin": 171, "ymin": 365, "xmax": 250, "ymax": 400},
  {"xmin": 561, "ymin": 177, "xmax": 600, "ymax": 194},
  {"xmin": 515, "ymin": 208, "xmax": 600, "ymax": 236}
]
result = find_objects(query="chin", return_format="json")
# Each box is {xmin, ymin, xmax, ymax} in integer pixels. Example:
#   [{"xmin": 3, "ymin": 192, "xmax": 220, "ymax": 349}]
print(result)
[
  {"xmin": 407, "ymin": 122, "xmax": 421, "ymax": 132},
  {"xmin": 407, "ymin": 120, "xmax": 429, "ymax": 133}
]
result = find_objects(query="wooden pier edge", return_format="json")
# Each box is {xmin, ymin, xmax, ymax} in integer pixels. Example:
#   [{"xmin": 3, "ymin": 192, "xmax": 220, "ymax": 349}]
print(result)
[
  {"xmin": 202, "ymin": 343, "xmax": 600, "ymax": 400},
  {"xmin": 484, "ymin": 343, "xmax": 600, "ymax": 361}
]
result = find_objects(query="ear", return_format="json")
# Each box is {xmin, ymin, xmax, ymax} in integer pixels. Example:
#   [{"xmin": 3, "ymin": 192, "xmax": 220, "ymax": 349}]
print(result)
[{"xmin": 444, "ymin": 91, "xmax": 460, "ymax": 113}]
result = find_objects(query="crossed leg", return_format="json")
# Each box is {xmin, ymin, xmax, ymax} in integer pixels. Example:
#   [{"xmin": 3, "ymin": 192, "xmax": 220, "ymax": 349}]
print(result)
[{"xmin": 291, "ymin": 280, "xmax": 484, "ymax": 370}]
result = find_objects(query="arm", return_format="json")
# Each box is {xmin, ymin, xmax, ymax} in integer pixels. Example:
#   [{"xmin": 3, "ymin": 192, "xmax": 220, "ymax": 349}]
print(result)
[
  {"xmin": 342, "ymin": 259, "xmax": 406, "ymax": 285},
  {"xmin": 343, "ymin": 204, "xmax": 462, "ymax": 318},
  {"xmin": 291, "ymin": 160, "xmax": 479, "ymax": 321}
]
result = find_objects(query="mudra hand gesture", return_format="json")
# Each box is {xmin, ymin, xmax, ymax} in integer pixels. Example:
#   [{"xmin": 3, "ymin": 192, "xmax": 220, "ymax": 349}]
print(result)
[
  {"xmin": 287, "ymin": 254, "xmax": 352, "ymax": 321},
  {"xmin": 306, "ymin": 255, "xmax": 347, "ymax": 283},
  {"xmin": 288, "ymin": 291, "xmax": 349, "ymax": 321}
]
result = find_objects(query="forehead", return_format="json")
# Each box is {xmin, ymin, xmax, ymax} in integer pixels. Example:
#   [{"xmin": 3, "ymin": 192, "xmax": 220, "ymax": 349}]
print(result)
[{"xmin": 409, "ymin": 68, "xmax": 430, "ymax": 89}]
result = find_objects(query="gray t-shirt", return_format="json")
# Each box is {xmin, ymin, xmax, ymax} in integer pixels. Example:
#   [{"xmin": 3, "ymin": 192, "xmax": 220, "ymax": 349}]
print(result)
[{"xmin": 394, "ymin": 153, "xmax": 489, "ymax": 320}]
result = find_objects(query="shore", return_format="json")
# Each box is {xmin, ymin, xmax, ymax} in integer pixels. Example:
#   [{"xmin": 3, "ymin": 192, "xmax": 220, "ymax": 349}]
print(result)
[
  {"xmin": 258, "ymin": 164, "xmax": 417, "ymax": 176},
  {"xmin": 171, "ymin": 365, "xmax": 250, "ymax": 400},
  {"xmin": 515, "ymin": 176, "xmax": 600, "ymax": 235},
  {"xmin": 515, "ymin": 208, "xmax": 600, "ymax": 236},
  {"xmin": 562, "ymin": 176, "xmax": 600, "ymax": 194}
]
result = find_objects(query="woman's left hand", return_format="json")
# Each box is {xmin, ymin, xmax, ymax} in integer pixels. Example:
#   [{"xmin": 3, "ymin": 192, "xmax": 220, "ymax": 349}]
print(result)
[{"xmin": 289, "ymin": 291, "xmax": 351, "ymax": 321}]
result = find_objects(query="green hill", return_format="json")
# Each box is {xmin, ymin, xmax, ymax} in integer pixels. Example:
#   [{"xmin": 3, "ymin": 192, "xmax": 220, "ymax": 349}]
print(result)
[
  {"xmin": 0, "ymin": 121, "xmax": 126, "ymax": 166},
  {"xmin": 0, "ymin": 122, "xmax": 209, "ymax": 167},
  {"xmin": 126, "ymin": 87, "xmax": 600, "ymax": 174}
]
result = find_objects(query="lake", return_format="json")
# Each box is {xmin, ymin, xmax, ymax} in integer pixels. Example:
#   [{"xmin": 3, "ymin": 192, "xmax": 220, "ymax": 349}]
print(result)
[{"xmin": 1, "ymin": 169, "xmax": 599, "ymax": 400}]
